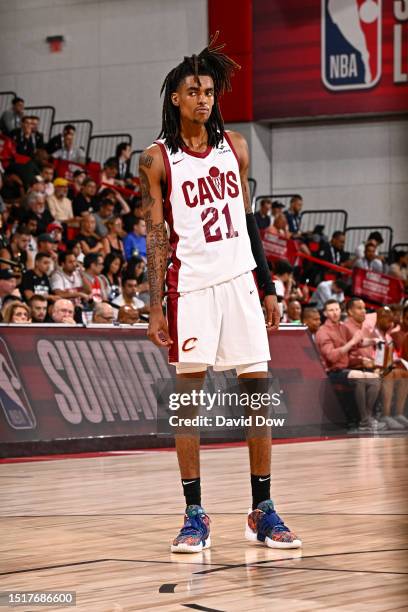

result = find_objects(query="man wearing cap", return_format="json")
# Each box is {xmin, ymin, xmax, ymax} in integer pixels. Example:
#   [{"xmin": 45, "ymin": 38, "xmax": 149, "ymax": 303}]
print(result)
[
  {"xmin": 0, "ymin": 268, "xmax": 20, "ymax": 308},
  {"xmin": 47, "ymin": 178, "xmax": 74, "ymax": 223},
  {"xmin": 254, "ymin": 199, "xmax": 272, "ymax": 230}
]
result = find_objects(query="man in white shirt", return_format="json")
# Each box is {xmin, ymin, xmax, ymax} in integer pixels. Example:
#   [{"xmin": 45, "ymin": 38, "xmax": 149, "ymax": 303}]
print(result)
[
  {"xmin": 313, "ymin": 279, "xmax": 347, "ymax": 311},
  {"xmin": 50, "ymin": 251, "xmax": 88, "ymax": 305}
]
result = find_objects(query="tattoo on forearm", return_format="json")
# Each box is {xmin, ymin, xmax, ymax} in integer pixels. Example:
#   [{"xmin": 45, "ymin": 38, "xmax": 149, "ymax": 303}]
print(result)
[
  {"xmin": 139, "ymin": 168, "xmax": 154, "ymax": 210},
  {"xmin": 242, "ymin": 179, "xmax": 252, "ymax": 214},
  {"xmin": 146, "ymin": 221, "xmax": 168, "ymax": 307},
  {"xmin": 139, "ymin": 153, "xmax": 154, "ymax": 169}
]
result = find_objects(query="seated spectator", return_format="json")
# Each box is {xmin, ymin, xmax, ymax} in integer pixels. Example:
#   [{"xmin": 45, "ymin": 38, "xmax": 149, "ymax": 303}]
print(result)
[
  {"xmin": 0, "ymin": 268, "xmax": 20, "ymax": 307},
  {"xmin": 23, "ymin": 192, "xmax": 54, "ymax": 235},
  {"xmin": 254, "ymin": 199, "xmax": 272, "ymax": 230},
  {"xmin": 3, "ymin": 148, "xmax": 49, "ymax": 196},
  {"xmin": 50, "ymin": 251, "xmax": 88, "ymax": 304},
  {"xmin": 284, "ymin": 194, "xmax": 303, "ymax": 236},
  {"xmin": 102, "ymin": 253, "xmax": 123, "ymax": 302},
  {"xmin": 127, "ymin": 256, "xmax": 149, "ymax": 305},
  {"xmin": 317, "ymin": 231, "xmax": 353, "ymax": 267},
  {"xmin": 389, "ymin": 250, "xmax": 408, "ymax": 286},
  {"xmin": 68, "ymin": 169, "xmax": 87, "ymax": 201},
  {"xmin": 30, "ymin": 116, "xmax": 44, "ymax": 150},
  {"xmin": 20, "ymin": 252, "xmax": 53, "ymax": 302},
  {"xmin": 36, "ymin": 233, "xmax": 58, "ymax": 273},
  {"xmin": 273, "ymin": 260, "xmax": 294, "ymax": 318},
  {"xmin": 2, "ymin": 300, "xmax": 31, "ymax": 324},
  {"xmin": 50, "ymin": 298, "xmax": 76, "ymax": 325},
  {"xmin": 271, "ymin": 200, "xmax": 285, "ymax": 219},
  {"xmin": 11, "ymin": 116, "xmax": 36, "ymax": 158},
  {"xmin": 77, "ymin": 215, "xmax": 104, "ymax": 256},
  {"xmin": 47, "ymin": 221, "xmax": 66, "ymax": 255},
  {"xmin": 8, "ymin": 225, "xmax": 34, "ymax": 271},
  {"xmin": 354, "ymin": 241, "xmax": 383, "ymax": 273},
  {"xmin": 355, "ymin": 231, "xmax": 383, "ymax": 259},
  {"xmin": 28, "ymin": 294, "xmax": 48, "ymax": 323},
  {"xmin": 111, "ymin": 275, "xmax": 149, "ymax": 316},
  {"xmin": 266, "ymin": 213, "xmax": 291, "ymax": 239},
  {"xmin": 102, "ymin": 217, "xmax": 125, "ymax": 258},
  {"xmin": 94, "ymin": 198, "xmax": 115, "ymax": 237},
  {"xmin": 92, "ymin": 302, "xmax": 114, "ymax": 324},
  {"xmin": 392, "ymin": 304, "xmax": 408, "ymax": 355},
  {"xmin": 115, "ymin": 142, "xmax": 133, "ymax": 184},
  {"xmin": 72, "ymin": 178, "xmax": 98, "ymax": 217},
  {"xmin": 118, "ymin": 304, "xmax": 141, "ymax": 325},
  {"xmin": 0, "ymin": 96, "xmax": 25, "ymax": 135},
  {"xmin": 40, "ymin": 163, "xmax": 55, "ymax": 197},
  {"xmin": 82, "ymin": 253, "xmax": 109, "ymax": 303},
  {"xmin": 316, "ymin": 299, "xmax": 382, "ymax": 432},
  {"xmin": 47, "ymin": 178, "xmax": 74, "ymax": 223},
  {"xmin": 312, "ymin": 278, "xmax": 347, "ymax": 311},
  {"xmin": 344, "ymin": 298, "xmax": 377, "ymax": 370},
  {"xmin": 100, "ymin": 158, "xmax": 119, "ymax": 188},
  {"xmin": 285, "ymin": 298, "xmax": 302, "ymax": 324},
  {"xmin": 124, "ymin": 218, "xmax": 147, "ymax": 261},
  {"xmin": 389, "ymin": 303, "xmax": 403, "ymax": 333},
  {"xmin": 97, "ymin": 185, "xmax": 130, "ymax": 216},
  {"xmin": 302, "ymin": 307, "xmax": 321, "ymax": 340},
  {"xmin": 51, "ymin": 124, "xmax": 85, "ymax": 163}
]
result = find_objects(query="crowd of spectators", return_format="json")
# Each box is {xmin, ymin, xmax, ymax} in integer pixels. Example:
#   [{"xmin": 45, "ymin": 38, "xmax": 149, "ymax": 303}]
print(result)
[{"xmin": 0, "ymin": 97, "xmax": 149, "ymax": 326}]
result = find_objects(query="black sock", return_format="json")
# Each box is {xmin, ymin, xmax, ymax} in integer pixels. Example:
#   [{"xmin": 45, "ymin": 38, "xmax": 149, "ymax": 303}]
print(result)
[
  {"xmin": 181, "ymin": 477, "xmax": 201, "ymax": 507},
  {"xmin": 251, "ymin": 474, "xmax": 271, "ymax": 510}
]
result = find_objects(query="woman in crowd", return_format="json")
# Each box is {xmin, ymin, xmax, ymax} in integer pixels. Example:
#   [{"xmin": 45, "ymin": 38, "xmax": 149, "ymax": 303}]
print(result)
[
  {"xmin": 77, "ymin": 214, "xmax": 104, "ymax": 256},
  {"xmin": 101, "ymin": 216, "xmax": 125, "ymax": 258},
  {"xmin": 102, "ymin": 253, "xmax": 124, "ymax": 302},
  {"xmin": 2, "ymin": 300, "xmax": 31, "ymax": 323}
]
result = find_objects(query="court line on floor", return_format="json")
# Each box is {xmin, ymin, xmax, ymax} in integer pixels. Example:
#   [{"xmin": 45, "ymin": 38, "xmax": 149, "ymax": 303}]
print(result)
[
  {"xmin": 182, "ymin": 604, "xmax": 224, "ymax": 612},
  {"xmin": 2, "ymin": 512, "xmax": 407, "ymax": 517}
]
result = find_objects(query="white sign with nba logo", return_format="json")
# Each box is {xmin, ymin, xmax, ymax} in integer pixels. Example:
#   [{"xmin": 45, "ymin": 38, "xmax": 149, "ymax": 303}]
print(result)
[{"xmin": 322, "ymin": 0, "xmax": 382, "ymax": 90}]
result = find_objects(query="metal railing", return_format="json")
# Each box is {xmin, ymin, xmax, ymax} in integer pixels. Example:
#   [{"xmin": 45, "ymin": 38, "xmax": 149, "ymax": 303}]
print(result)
[
  {"xmin": 345, "ymin": 226, "xmax": 393, "ymax": 257},
  {"xmin": 50, "ymin": 119, "xmax": 93, "ymax": 160},
  {"xmin": 88, "ymin": 133, "xmax": 132, "ymax": 165},
  {"xmin": 255, "ymin": 193, "xmax": 297, "ymax": 212},
  {"xmin": 300, "ymin": 209, "xmax": 348, "ymax": 236},
  {"xmin": 25, "ymin": 105, "xmax": 55, "ymax": 141}
]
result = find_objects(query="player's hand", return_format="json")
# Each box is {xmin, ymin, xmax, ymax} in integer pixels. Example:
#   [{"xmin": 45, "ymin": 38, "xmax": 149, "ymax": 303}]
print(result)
[
  {"xmin": 147, "ymin": 307, "xmax": 173, "ymax": 347},
  {"xmin": 264, "ymin": 295, "xmax": 280, "ymax": 331}
]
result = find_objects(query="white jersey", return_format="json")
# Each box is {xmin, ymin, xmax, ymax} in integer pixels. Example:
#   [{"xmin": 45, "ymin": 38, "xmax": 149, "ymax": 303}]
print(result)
[{"xmin": 155, "ymin": 133, "xmax": 256, "ymax": 294}]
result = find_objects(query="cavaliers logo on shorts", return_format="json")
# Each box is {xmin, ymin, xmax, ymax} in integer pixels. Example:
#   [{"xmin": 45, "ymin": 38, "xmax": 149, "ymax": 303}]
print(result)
[
  {"xmin": 182, "ymin": 337, "xmax": 198, "ymax": 352},
  {"xmin": 0, "ymin": 338, "xmax": 36, "ymax": 430}
]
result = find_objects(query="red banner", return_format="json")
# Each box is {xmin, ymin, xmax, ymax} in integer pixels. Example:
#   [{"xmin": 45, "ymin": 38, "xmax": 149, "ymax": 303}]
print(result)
[
  {"xmin": 53, "ymin": 159, "xmax": 101, "ymax": 183},
  {"xmin": 261, "ymin": 232, "xmax": 298, "ymax": 264},
  {"xmin": 352, "ymin": 267, "xmax": 404, "ymax": 304},
  {"xmin": 253, "ymin": 0, "xmax": 408, "ymax": 120}
]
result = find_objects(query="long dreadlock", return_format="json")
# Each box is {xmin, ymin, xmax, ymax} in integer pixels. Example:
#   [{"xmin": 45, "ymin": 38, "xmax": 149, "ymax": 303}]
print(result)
[{"xmin": 159, "ymin": 32, "xmax": 240, "ymax": 154}]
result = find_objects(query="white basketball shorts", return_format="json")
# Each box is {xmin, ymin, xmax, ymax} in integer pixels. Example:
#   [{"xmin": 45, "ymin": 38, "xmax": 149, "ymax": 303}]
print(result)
[{"xmin": 166, "ymin": 271, "xmax": 271, "ymax": 373}]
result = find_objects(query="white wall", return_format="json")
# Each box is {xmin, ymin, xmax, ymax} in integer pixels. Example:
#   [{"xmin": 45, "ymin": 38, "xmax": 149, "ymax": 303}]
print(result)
[
  {"xmin": 228, "ymin": 119, "xmax": 408, "ymax": 244},
  {"xmin": 0, "ymin": 0, "xmax": 208, "ymax": 148}
]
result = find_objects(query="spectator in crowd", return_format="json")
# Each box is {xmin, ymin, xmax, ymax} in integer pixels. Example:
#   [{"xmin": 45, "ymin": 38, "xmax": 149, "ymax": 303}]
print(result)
[
  {"xmin": 117, "ymin": 304, "xmax": 141, "ymax": 325},
  {"xmin": 355, "ymin": 231, "xmax": 384, "ymax": 259},
  {"xmin": 29, "ymin": 116, "xmax": 44, "ymax": 150},
  {"xmin": 68, "ymin": 169, "xmax": 87, "ymax": 201},
  {"xmin": 28, "ymin": 294, "xmax": 48, "ymax": 323},
  {"xmin": 46, "ymin": 221, "xmax": 66, "ymax": 255},
  {"xmin": 72, "ymin": 178, "xmax": 98, "ymax": 217},
  {"xmin": 318, "ymin": 231, "xmax": 353, "ymax": 267},
  {"xmin": 7, "ymin": 225, "xmax": 34, "ymax": 271},
  {"xmin": 40, "ymin": 163, "xmax": 55, "ymax": 197},
  {"xmin": 312, "ymin": 278, "xmax": 347, "ymax": 311},
  {"xmin": 100, "ymin": 158, "xmax": 119, "ymax": 188},
  {"xmin": 77, "ymin": 215, "xmax": 104, "ymax": 256},
  {"xmin": 92, "ymin": 302, "xmax": 114, "ymax": 324},
  {"xmin": 98, "ymin": 185, "xmax": 130, "ymax": 217},
  {"xmin": 389, "ymin": 303, "xmax": 403, "ymax": 332},
  {"xmin": 111, "ymin": 275, "xmax": 149, "ymax": 317},
  {"xmin": 266, "ymin": 213, "xmax": 291, "ymax": 239},
  {"xmin": 124, "ymin": 218, "xmax": 147, "ymax": 261},
  {"xmin": 354, "ymin": 241, "xmax": 384, "ymax": 273},
  {"xmin": 101, "ymin": 217, "xmax": 125, "ymax": 258},
  {"xmin": 24, "ymin": 192, "xmax": 54, "ymax": 235},
  {"xmin": 3, "ymin": 148, "xmax": 49, "ymax": 195},
  {"xmin": 284, "ymin": 194, "xmax": 303, "ymax": 236},
  {"xmin": 392, "ymin": 304, "xmax": 408, "ymax": 355},
  {"xmin": 20, "ymin": 252, "xmax": 53, "ymax": 302},
  {"xmin": 50, "ymin": 251, "xmax": 88, "ymax": 304},
  {"xmin": 82, "ymin": 253, "xmax": 109, "ymax": 303},
  {"xmin": 0, "ymin": 268, "xmax": 20, "ymax": 307},
  {"xmin": 273, "ymin": 259, "xmax": 294, "ymax": 312},
  {"xmin": 94, "ymin": 198, "xmax": 115, "ymax": 237},
  {"xmin": 127, "ymin": 256, "xmax": 149, "ymax": 305},
  {"xmin": 36, "ymin": 233, "xmax": 58, "ymax": 273},
  {"xmin": 389, "ymin": 251, "xmax": 408, "ymax": 286},
  {"xmin": 285, "ymin": 298, "xmax": 302, "ymax": 324},
  {"xmin": 2, "ymin": 300, "xmax": 31, "ymax": 324},
  {"xmin": 11, "ymin": 116, "xmax": 36, "ymax": 158},
  {"xmin": 51, "ymin": 124, "xmax": 85, "ymax": 163},
  {"xmin": 302, "ymin": 307, "xmax": 321, "ymax": 340},
  {"xmin": 373, "ymin": 307, "xmax": 408, "ymax": 429},
  {"xmin": 102, "ymin": 253, "xmax": 123, "ymax": 302},
  {"xmin": 254, "ymin": 199, "xmax": 272, "ymax": 230},
  {"xmin": 47, "ymin": 178, "xmax": 74, "ymax": 223},
  {"xmin": 316, "ymin": 299, "xmax": 383, "ymax": 432},
  {"xmin": 344, "ymin": 298, "xmax": 377, "ymax": 370},
  {"xmin": 23, "ymin": 214, "xmax": 39, "ymax": 254},
  {"xmin": 0, "ymin": 96, "xmax": 25, "ymax": 135},
  {"xmin": 115, "ymin": 142, "xmax": 133, "ymax": 183},
  {"xmin": 50, "ymin": 298, "xmax": 76, "ymax": 325},
  {"xmin": 271, "ymin": 200, "xmax": 285, "ymax": 219}
]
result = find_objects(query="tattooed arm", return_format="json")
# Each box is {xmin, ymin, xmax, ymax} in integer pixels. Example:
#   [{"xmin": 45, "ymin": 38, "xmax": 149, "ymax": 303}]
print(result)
[
  {"xmin": 139, "ymin": 146, "xmax": 173, "ymax": 347},
  {"xmin": 228, "ymin": 131, "xmax": 280, "ymax": 330}
]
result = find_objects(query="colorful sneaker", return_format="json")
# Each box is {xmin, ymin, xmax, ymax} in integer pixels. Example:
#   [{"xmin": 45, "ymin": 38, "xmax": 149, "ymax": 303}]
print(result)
[
  {"xmin": 171, "ymin": 504, "xmax": 211, "ymax": 553},
  {"xmin": 245, "ymin": 500, "xmax": 302, "ymax": 549}
]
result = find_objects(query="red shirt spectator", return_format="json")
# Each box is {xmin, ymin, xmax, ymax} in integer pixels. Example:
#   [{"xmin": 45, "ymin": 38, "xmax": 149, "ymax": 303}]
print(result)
[{"xmin": 315, "ymin": 300, "xmax": 362, "ymax": 371}]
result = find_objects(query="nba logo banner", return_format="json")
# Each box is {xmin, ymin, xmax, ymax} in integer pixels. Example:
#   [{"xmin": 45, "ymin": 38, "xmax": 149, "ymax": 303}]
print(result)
[
  {"xmin": 0, "ymin": 338, "xmax": 36, "ymax": 430},
  {"xmin": 322, "ymin": 0, "xmax": 382, "ymax": 90}
]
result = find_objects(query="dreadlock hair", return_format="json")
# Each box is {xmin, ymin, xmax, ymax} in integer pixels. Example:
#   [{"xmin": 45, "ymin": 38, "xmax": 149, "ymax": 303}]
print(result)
[{"xmin": 159, "ymin": 32, "xmax": 240, "ymax": 154}]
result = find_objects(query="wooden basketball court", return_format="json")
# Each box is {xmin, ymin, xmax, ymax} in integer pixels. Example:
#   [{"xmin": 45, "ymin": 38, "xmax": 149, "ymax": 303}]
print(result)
[{"xmin": 1, "ymin": 437, "xmax": 407, "ymax": 611}]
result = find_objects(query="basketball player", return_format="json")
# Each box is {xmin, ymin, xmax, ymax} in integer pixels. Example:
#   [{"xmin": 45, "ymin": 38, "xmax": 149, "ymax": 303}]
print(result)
[{"xmin": 140, "ymin": 34, "xmax": 301, "ymax": 553}]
